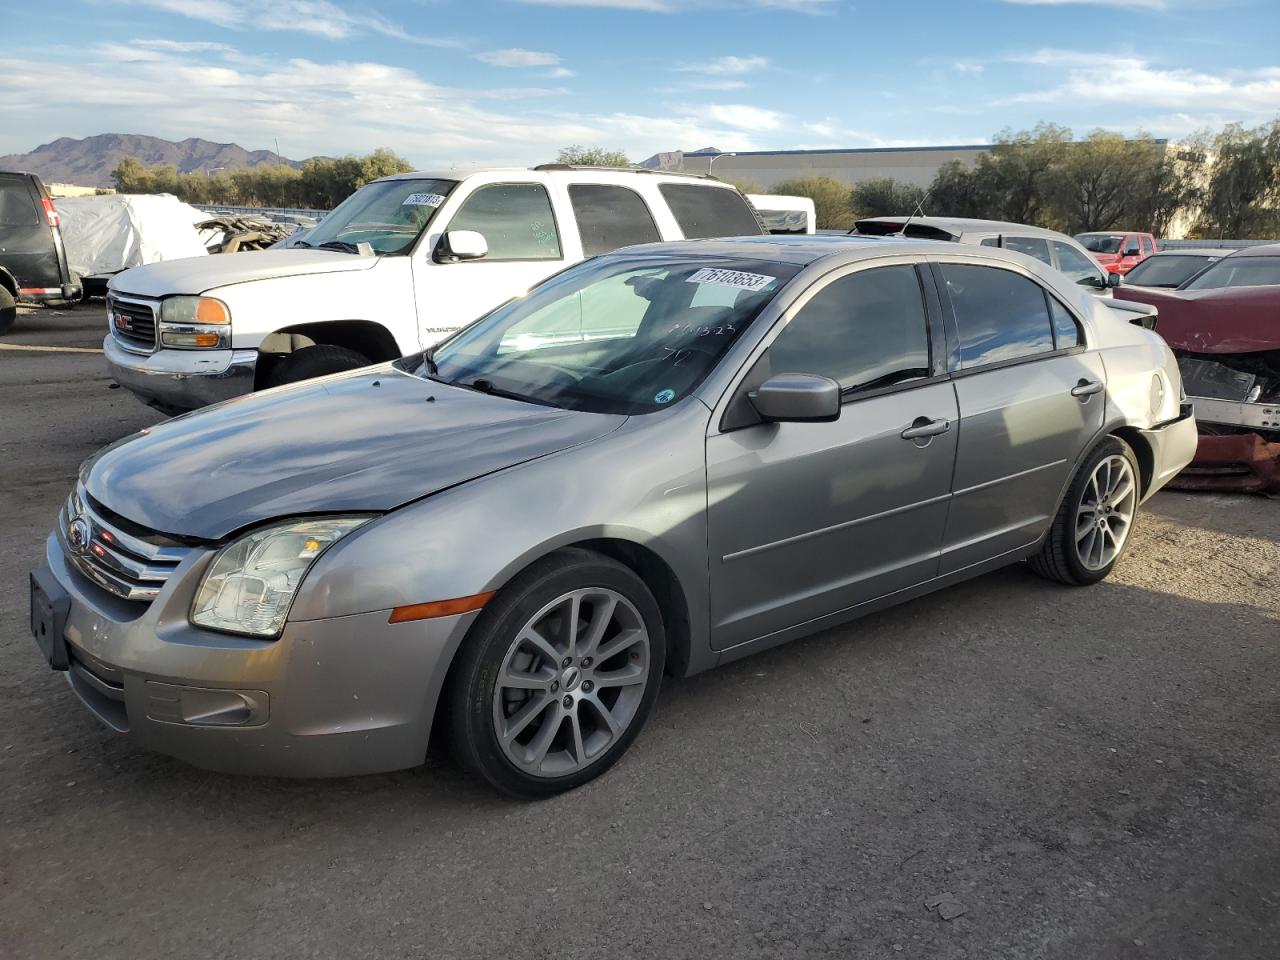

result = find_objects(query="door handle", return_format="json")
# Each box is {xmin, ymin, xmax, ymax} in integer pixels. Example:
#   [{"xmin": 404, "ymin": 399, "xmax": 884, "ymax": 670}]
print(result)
[
  {"xmin": 900, "ymin": 417, "xmax": 951, "ymax": 440},
  {"xmin": 1070, "ymin": 379, "xmax": 1104, "ymax": 398}
]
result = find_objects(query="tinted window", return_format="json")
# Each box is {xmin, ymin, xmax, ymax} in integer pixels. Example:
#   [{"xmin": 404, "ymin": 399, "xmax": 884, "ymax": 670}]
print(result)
[
  {"xmin": 767, "ymin": 265, "xmax": 930, "ymax": 393},
  {"xmin": 941, "ymin": 264, "xmax": 1055, "ymax": 367},
  {"xmin": 568, "ymin": 184, "xmax": 661, "ymax": 256},
  {"xmin": 1075, "ymin": 234, "xmax": 1123, "ymax": 253},
  {"xmin": 0, "ymin": 178, "xmax": 39, "ymax": 226},
  {"xmin": 1124, "ymin": 254, "xmax": 1217, "ymax": 288},
  {"xmin": 1003, "ymin": 235, "xmax": 1053, "ymax": 266},
  {"xmin": 447, "ymin": 183, "xmax": 561, "ymax": 260},
  {"xmin": 1052, "ymin": 241, "xmax": 1103, "ymax": 286},
  {"xmin": 1121, "ymin": 236, "xmax": 1142, "ymax": 256},
  {"xmin": 659, "ymin": 184, "xmax": 763, "ymax": 239},
  {"xmin": 1183, "ymin": 256, "xmax": 1280, "ymax": 290},
  {"xmin": 1048, "ymin": 295, "xmax": 1081, "ymax": 348}
]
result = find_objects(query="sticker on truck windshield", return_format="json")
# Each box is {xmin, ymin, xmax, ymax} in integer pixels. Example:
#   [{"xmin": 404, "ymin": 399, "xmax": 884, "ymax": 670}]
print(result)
[
  {"xmin": 685, "ymin": 268, "xmax": 776, "ymax": 292},
  {"xmin": 403, "ymin": 193, "xmax": 446, "ymax": 207}
]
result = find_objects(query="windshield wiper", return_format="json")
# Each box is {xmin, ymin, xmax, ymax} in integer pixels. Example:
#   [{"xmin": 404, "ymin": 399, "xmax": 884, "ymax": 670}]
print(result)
[
  {"xmin": 456, "ymin": 378, "xmax": 555, "ymax": 407},
  {"xmin": 293, "ymin": 238, "xmax": 312, "ymax": 248},
  {"xmin": 317, "ymin": 240, "xmax": 361, "ymax": 254}
]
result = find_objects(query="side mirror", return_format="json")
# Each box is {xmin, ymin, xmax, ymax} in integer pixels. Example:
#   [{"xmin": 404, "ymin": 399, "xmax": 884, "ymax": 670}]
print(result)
[
  {"xmin": 1107, "ymin": 271, "xmax": 1123, "ymax": 288},
  {"xmin": 749, "ymin": 373, "xmax": 841, "ymax": 424},
  {"xmin": 436, "ymin": 230, "xmax": 488, "ymax": 263}
]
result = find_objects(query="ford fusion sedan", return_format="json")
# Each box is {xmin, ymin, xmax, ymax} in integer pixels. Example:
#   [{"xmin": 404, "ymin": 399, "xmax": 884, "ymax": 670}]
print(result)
[{"xmin": 31, "ymin": 237, "xmax": 1196, "ymax": 797}]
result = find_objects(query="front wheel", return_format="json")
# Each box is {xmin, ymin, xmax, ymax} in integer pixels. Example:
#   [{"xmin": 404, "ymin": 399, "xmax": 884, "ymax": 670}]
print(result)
[
  {"xmin": 449, "ymin": 549, "xmax": 665, "ymax": 798},
  {"xmin": 263, "ymin": 344, "xmax": 370, "ymax": 388},
  {"xmin": 1029, "ymin": 437, "xmax": 1141, "ymax": 585}
]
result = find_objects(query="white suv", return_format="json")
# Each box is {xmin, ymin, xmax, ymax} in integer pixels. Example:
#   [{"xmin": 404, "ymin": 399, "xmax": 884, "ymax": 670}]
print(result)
[{"xmin": 103, "ymin": 166, "xmax": 765, "ymax": 411}]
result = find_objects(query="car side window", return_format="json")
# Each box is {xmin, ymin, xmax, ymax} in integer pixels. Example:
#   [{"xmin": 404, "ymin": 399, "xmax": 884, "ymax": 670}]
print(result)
[
  {"xmin": 0, "ymin": 177, "xmax": 39, "ymax": 225},
  {"xmin": 1141, "ymin": 236, "xmax": 1155, "ymax": 256},
  {"xmin": 446, "ymin": 183, "xmax": 561, "ymax": 260},
  {"xmin": 1051, "ymin": 241, "xmax": 1103, "ymax": 286},
  {"xmin": 568, "ymin": 184, "xmax": 661, "ymax": 256},
  {"xmin": 1047, "ymin": 294, "xmax": 1082, "ymax": 349},
  {"xmin": 766, "ymin": 265, "xmax": 931, "ymax": 394},
  {"xmin": 658, "ymin": 184, "xmax": 763, "ymax": 239},
  {"xmin": 1122, "ymin": 236, "xmax": 1141, "ymax": 256},
  {"xmin": 1003, "ymin": 235, "xmax": 1053, "ymax": 266},
  {"xmin": 941, "ymin": 263, "xmax": 1055, "ymax": 367}
]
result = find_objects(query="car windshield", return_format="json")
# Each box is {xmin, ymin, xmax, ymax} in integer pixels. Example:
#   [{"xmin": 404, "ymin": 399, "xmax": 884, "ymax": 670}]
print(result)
[
  {"xmin": 402, "ymin": 256, "xmax": 800, "ymax": 415},
  {"xmin": 1182, "ymin": 256, "xmax": 1280, "ymax": 290},
  {"xmin": 300, "ymin": 178, "xmax": 456, "ymax": 256},
  {"xmin": 1075, "ymin": 234, "xmax": 1123, "ymax": 253},
  {"xmin": 1123, "ymin": 255, "xmax": 1217, "ymax": 288}
]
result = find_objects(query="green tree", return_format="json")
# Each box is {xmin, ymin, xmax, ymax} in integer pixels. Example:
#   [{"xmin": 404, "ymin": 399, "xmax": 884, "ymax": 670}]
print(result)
[
  {"xmin": 1196, "ymin": 121, "xmax": 1280, "ymax": 239},
  {"xmin": 556, "ymin": 145, "xmax": 631, "ymax": 167},
  {"xmin": 972, "ymin": 123, "xmax": 1072, "ymax": 227},
  {"xmin": 772, "ymin": 175, "xmax": 855, "ymax": 229},
  {"xmin": 849, "ymin": 177, "xmax": 926, "ymax": 219},
  {"xmin": 1047, "ymin": 130, "xmax": 1159, "ymax": 232}
]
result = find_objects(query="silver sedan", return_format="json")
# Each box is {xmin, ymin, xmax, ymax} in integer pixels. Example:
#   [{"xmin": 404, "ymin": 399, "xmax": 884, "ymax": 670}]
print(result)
[{"xmin": 30, "ymin": 237, "xmax": 1197, "ymax": 797}]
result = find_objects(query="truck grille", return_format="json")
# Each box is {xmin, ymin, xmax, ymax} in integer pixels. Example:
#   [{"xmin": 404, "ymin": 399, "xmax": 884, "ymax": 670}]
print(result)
[
  {"xmin": 57, "ymin": 484, "xmax": 194, "ymax": 603},
  {"xmin": 108, "ymin": 296, "xmax": 158, "ymax": 352}
]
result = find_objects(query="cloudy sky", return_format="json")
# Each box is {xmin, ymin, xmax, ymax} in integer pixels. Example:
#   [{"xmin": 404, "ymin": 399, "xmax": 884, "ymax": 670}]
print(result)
[{"xmin": 2, "ymin": 0, "xmax": 1278, "ymax": 166}]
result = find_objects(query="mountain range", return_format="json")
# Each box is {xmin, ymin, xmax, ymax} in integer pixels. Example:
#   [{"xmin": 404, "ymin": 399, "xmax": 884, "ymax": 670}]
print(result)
[{"xmin": 0, "ymin": 134, "xmax": 302, "ymax": 188}]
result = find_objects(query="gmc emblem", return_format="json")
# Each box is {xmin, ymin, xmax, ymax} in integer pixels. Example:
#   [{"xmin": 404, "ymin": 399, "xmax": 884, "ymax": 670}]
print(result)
[{"xmin": 113, "ymin": 311, "xmax": 132, "ymax": 332}]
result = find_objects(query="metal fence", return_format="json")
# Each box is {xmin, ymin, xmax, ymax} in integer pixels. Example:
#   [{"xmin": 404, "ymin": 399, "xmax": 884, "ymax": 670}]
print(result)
[
  {"xmin": 193, "ymin": 204, "xmax": 330, "ymax": 221},
  {"xmin": 1159, "ymin": 238, "xmax": 1277, "ymax": 250}
]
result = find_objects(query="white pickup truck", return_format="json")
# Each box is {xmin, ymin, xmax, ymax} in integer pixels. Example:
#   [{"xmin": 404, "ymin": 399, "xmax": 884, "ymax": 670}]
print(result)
[{"xmin": 104, "ymin": 166, "xmax": 765, "ymax": 412}]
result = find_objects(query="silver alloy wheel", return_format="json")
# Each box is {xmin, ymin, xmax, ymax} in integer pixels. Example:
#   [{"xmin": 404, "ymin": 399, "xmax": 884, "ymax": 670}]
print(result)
[
  {"xmin": 1075, "ymin": 454, "xmax": 1137, "ymax": 571},
  {"xmin": 492, "ymin": 587, "xmax": 650, "ymax": 778}
]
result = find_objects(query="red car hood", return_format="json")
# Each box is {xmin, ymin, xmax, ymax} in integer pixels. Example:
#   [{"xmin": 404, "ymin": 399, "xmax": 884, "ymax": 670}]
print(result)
[
  {"xmin": 1113, "ymin": 285, "xmax": 1280, "ymax": 353},
  {"xmin": 1093, "ymin": 252, "xmax": 1121, "ymax": 264}
]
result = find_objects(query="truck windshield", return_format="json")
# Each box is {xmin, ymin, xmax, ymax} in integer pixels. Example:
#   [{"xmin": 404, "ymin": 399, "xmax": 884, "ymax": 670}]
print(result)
[
  {"xmin": 1075, "ymin": 234, "xmax": 1124, "ymax": 253},
  {"xmin": 401, "ymin": 255, "xmax": 799, "ymax": 415},
  {"xmin": 301, "ymin": 178, "xmax": 456, "ymax": 256}
]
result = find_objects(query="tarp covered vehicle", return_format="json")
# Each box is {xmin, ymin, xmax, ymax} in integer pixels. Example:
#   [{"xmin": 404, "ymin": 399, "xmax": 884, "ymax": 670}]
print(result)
[{"xmin": 1115, "ymin": 244, "xmax": 1280, "ymax": 493}]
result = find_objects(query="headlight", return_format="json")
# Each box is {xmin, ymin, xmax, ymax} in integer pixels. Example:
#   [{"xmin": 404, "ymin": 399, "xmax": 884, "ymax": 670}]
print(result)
[
  {"xmin": 161, "ymin": 296, "xmax": 230, "ymax": 325},
  {"xmin": 190, "ymin": 517, "xmax": 371, "ymax": 638}
]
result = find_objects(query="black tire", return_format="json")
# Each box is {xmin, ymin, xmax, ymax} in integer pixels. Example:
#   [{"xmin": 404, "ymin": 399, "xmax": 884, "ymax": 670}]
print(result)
[
  {"xmin": 449, "ymin": 548, "xmax": 666, "ymax": 799},
  {"xmin": 1029, "ymin": 436, "xmax": 1141, "ymax": 586},
  {"xmin": 263, "ymin": 344, "xmax": 370, "ymax": 388},
  {"xmin": 0, "ymin": 287, "xmax": 16, "ymax": 336}
]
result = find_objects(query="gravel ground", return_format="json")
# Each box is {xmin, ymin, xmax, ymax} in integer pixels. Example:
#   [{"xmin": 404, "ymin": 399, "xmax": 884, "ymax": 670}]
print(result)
[{"xmin": 2, "ymin": 303, "xmax": 1278, "ymax": 960}]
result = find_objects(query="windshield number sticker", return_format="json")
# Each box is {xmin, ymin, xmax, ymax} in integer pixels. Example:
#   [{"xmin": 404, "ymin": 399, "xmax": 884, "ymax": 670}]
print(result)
[
  {"xmin": 686, "ymin": 268, "xmax": 776, "ymax": 292},
  {"xmin": 403, "ymin": 193, "xmax": 446, "ymax": 207}
]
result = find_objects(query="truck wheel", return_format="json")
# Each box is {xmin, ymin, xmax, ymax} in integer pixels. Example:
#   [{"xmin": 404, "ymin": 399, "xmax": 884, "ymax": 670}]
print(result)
[
  {"xmin": 263, "ymin": 344, "xmax": 370, "ymax": 388},
  {"xmin": 0, "ymin": 288, "xmax": 16, "ymax": 335}
]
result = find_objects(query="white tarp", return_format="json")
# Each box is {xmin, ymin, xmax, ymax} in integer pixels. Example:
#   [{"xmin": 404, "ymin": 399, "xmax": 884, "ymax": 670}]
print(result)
[{"xmin": 56, "ymin": 194, "xmax": 208, "ymax": 277}]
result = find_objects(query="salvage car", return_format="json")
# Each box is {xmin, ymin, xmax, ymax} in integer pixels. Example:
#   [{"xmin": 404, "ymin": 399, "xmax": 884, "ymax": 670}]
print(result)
[
  {"xmin": 1119, "ymin": 248, "xmax": 1233, "ymax": 289},
  {"xmin": 102, "ymin": 166, "xmax": 765, "ymax": 412},
  {"xmin": 853, "ymin": 217, "xmax": 1118, "ymax": 294},
  {"xmin": 1075, "ymin": 230, "xmax": 1158, "ymax": 275},
  {"xmin": 32, "ymin": 237, "xmax": 1196, "ymax": 797},
  {"xmin": 0, "ymin": 170, "xmax": 81, "ymax": 333},
  {"xmin": 1115, "ymin": 244, "xmax": 1280, "ymax": 492}
]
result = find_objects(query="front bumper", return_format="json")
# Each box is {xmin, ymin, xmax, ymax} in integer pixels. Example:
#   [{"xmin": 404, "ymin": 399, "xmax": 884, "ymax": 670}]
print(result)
[
  {"xmin": 34, "ymin": 532, "xmax": 479, "ymax": 777},
  {"xmin": 104, "ymin": 335, "xmax": 257, "ymax": 412},
  {"xmin": 1170, "ymin": 431, "xmax": 1280, "ymax": 494}
]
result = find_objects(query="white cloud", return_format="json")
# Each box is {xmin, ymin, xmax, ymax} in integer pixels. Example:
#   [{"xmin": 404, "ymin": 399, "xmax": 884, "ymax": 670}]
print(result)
[
  {"xmin": 676, "ymin": 55, "xmax": 769, "ymax": 76},
  {"xmin": 119, "ymin": 0, "xmax": 458, "ymax": 46},
  {"xmin": 516, "ymin": 0, "xmax": 834, "ymax": 12},
  {"xmin": 544, "ymin": 67, "xmax": 576, "ymax": 79},
  {"xmin": 953, "ymin": 61, "xmax": 984, "ymax": 74},
  {"xmin": 476, "ymin": 48, "xmax": 562, "ymax": 68},
  {"xmin": 698, "ymin": 104, "xmax": 786, "ymax": 130}
]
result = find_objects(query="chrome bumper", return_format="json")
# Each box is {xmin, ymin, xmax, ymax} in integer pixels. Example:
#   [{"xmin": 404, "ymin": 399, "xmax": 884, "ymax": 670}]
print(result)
[
  {"xmin": 104, "ymin": 335, "xmax": 256, "ymax": 412},
  {"xmin": 34, "ymin": 532, "xmax": 479, "ymax": 777}
]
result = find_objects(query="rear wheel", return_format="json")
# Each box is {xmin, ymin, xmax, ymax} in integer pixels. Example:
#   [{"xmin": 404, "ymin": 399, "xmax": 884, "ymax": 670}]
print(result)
[
  {"xmin": 1029, "ymin": 437, "xmax": 1140, "ymax": 585},
  {"xmin": 449, "ymin": 549, "xmax": 665, "ymax": 798},
  {"xmin": 0, "ymin": 288, "xmax": 16, "ymax": 335},
  {"xmin": 263, "ymin": 344, "xmax": 370, "ymax": 388}
]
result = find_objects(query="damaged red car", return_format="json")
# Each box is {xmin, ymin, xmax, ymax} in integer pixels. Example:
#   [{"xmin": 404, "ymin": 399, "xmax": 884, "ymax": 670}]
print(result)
[{"xmin": 1115, "ymin": 245, "xmax": 1280, "ymax": 493}]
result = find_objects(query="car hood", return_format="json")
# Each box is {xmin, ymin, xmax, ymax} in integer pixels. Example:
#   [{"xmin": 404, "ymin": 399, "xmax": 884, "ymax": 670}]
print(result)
[
  {"xmin": 1092, "ymin": 252, "xmax": 1121, "ymax": 264},
  {"xmin": 109, "ymin": 249, "xmax": 381, "ymax": 298},
  {"xmin": 1114, "ymin": 285, "xmax": 1280, "ymax": 353},
  {"xmin": 84, "ymin": 366, "xmax": 626, "ymax": 540}
]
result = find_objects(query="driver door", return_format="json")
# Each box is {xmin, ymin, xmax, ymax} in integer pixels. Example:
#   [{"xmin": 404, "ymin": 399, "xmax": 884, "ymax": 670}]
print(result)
[{"xmin": 414, "ymin": 181, "xmax": 575, "ymax": 346}]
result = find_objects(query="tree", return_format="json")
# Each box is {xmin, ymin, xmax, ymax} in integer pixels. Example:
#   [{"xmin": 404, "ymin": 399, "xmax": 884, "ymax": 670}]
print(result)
[
  {"xmin": 772, "ymin": 175, "xmax": 855, "ymax": 229},
  {"xmin": 849, "ymin": 177, "xmax": 926, "ymax": 219},
  {"xmin": 1196, "ymin": 121, "xmax": 1280, "ymax": 239},
  {"xmin": 1127, "ymin": 146, "xmax": 1206, "ymax": 236},
  {"xmin": 359, "ymin": 148, "xmax": 414, "ymax": 187},
  {"xmin": 724, "ymin": 177, "xmax": 764, "ymax": 194},
  {"xmin": 556, "ymin": 145, "xmax": 630, "ymax": 167},
  {"xmin": 973, "ymin": 123, "xmax": 1071, "ymax": 227},
  {"xmin": 1047, "ymin": 130, "xmax": 1156, "ymax": 232},
  {"xmin": 925, "ymin": 160, "xmax": 989, "ymax": 218}
]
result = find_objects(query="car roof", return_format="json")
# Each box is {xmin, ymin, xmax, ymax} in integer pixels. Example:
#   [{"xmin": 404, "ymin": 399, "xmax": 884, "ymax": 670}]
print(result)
[
  {"xmin": 854, "ymin": 216, "xmax": 1072, "ymax": 241},
  {"xmin": 1075, "ymin": 231, "xmax": 1138, "ymax": 236},
  {"xmin": 611, "ymin": 234, "xmax": 986, "ymax": 267},
  {"xmin": 1224, "ymin": 243, "xmax": 1280, "ymax": 258},
  {"xmin": 1147, "ymin": 248, "xmax": 1236, "ymax": 257},
  {"xmin": 371, "ymin": 167, "xmax": 736, "ymax": 187}
]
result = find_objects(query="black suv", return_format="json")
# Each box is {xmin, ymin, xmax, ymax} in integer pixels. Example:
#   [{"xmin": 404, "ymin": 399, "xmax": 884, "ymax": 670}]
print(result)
[{"xmin": 0, "ymin": 171, "xmax": 81, "ymax": 333}]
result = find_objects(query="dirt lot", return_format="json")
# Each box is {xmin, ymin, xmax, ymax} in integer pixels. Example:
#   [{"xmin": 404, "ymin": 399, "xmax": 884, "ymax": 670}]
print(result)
[{"xmin": 2, "ymin": 303, "xmax": 1278, "ymax": 959}]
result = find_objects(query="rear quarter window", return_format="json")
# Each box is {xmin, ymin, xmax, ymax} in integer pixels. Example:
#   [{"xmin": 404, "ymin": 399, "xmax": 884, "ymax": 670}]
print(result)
[
  {"xmin": 658, "ymin": 184, "xmax": 763, "ymax": 239},
  {"xmin": 0, "ymin": 178, "xmax": 39, "ymax": 226}
]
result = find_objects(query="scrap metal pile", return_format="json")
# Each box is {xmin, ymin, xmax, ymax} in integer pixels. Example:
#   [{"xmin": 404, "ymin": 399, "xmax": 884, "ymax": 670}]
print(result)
[{"xmin": 196, "ymin": 213, "xmax": 296, "ymax": 254}]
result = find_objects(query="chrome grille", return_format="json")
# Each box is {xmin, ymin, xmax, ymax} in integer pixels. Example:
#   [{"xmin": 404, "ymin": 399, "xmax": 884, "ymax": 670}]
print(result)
[
  {"xmin": 108, "ymin": 296, "xmax": 158, "ymax": 352},
  {"xmin": 58, "ymin": 485, "xmax": 192, "ymax": 603}
]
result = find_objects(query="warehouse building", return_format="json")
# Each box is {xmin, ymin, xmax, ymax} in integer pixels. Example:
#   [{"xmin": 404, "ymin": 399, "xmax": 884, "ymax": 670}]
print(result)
[{"xmin": 676, "ymin": 145, "xmax": 990, "ymax": 189}]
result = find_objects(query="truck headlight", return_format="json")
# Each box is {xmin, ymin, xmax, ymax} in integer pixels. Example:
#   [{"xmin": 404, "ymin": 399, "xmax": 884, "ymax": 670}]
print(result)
[
  {"xmin": 190, "ymin": 517, "xmax": 371, "ymax": 638},
  {"xmin": 160, "ymin": 296, "xmax": 232, "ymax": 349},
  {"xmin": 161, "ymin": 296, "xmax": 230, "ymax": 325}
]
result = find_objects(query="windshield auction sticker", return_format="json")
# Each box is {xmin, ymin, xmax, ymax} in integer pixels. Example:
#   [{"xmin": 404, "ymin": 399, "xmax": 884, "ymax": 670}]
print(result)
[
  {"xmin": 403, "ymin": 193, "xmax": 446, "ymax": 207},
  {"xmin": 686, "ymin": 268, "xmax": 775, "ymax": 292}
]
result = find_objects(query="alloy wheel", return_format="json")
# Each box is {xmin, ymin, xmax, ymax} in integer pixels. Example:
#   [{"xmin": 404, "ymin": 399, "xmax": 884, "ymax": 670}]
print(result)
[
  {"xmin": 1075, "ymin": 454, "xmax": 1137, "ymax": 571},
  {"xmin": 492, "ymin": 588, "xmax": 650, "ymax": 778}
]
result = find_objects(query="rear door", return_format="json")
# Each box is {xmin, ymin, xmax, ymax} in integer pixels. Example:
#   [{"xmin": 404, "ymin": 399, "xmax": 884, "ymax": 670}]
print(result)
[
  {"xmin": 706, "ymin": 261, "xmax": 957, "ymax": 649},
  {"xmin": 0, "ymin": 174, "xmax": 59, "ymax": 290},
  {"xmin": 933, "ymin": 259, "xmax": 1105, "ymax": 573},
  {"xmin": 657, "ymin": 183, "xmax": 764, "ymax": 239},
  {"xmin": 567, "ymin": 183, "xmax": 661, "ymax": 256}
]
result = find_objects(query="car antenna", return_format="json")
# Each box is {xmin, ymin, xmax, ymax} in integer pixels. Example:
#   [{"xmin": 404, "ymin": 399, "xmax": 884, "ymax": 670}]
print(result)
[{"xmin": 893, "ymin": 189, "xmax": 931, "ymax": 238}]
